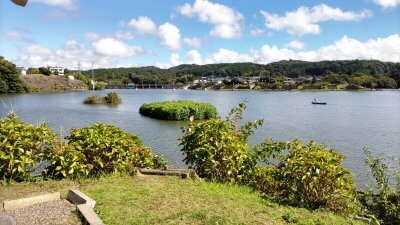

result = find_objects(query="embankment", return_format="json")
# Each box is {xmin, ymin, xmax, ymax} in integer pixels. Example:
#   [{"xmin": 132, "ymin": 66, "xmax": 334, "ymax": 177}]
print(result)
[{"xmin": 21, "ymin": 74, "xmax": 86, "ymax": 93}]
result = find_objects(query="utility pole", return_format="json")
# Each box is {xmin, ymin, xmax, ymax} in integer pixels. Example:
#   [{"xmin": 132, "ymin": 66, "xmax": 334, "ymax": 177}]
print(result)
[{"xmin": 77, "ymin": 61, "xmax": 81, "ymax": 74}]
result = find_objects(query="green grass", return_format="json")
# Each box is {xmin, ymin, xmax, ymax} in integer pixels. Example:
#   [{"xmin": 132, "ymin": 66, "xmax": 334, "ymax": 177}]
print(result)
[{"xmin": 0, "ymin": 175, "xmax": 366, "ymax": 225}]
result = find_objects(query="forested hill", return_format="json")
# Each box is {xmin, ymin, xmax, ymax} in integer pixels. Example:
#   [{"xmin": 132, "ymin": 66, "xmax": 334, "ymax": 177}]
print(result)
[{"xmin": 83, "ymin": 60, "xmax": 400, "ymax": 86}]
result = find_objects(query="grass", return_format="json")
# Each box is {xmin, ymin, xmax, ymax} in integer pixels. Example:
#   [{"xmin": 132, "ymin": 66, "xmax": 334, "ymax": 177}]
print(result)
[{"xmin": 0, "ymin": 175, "xmax": 366, "ymax": 225}]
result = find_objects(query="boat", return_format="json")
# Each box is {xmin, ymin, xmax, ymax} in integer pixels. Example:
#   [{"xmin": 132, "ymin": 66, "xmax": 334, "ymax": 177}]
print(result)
[{"xmin": 311, "ymin": 98, "xmax": 327, "ymax": 105}]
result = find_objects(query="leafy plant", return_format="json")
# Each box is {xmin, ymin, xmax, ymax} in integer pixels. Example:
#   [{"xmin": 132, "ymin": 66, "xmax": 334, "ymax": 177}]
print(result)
[
  {"xmin": 360, "ymin": 148, "xmax": 400, "ymax": 225},
  {"xmin": 140, "ymin": 100, "xmax": 217, "ymax": 121},
  {"xmin": 0, "ymin": 114, "xmax": 56, "ymax": 181},
  {"xmin": 103, "ymin": 92, "xmax": 122, "ymax": 104},
  {"xmin": 83, "ymin": 94, "xmax": 104, "ymax": 104},
  {"xmin": 66, "ymin": 123, "xmax": 164, "ymax": 176}
]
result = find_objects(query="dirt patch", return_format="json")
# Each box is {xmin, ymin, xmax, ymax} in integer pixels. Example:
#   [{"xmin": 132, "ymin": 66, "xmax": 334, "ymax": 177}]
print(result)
[{"xmin": 21, "ymin": 74, "xmax": 86, "ymax": 93}]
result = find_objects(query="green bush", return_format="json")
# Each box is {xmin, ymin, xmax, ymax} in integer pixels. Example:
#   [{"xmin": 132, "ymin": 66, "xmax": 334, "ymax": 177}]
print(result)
[
  {"xmin": 95, "ymin": 81, "xmax": 106, "ymax": 90},
  {"xmin": 274, "ymin": 140, "xmax": 357, "ymax": 212},
  {"xmin": 140, "ymin": 100, "xmax": 217, "ymax": 121},
  {"xmin": 359, "ymin": 148, "xmax": 400, "ymax": 225},
  {"xmin": 103, "ymin": 92, "xmax": 122, "ymax": 104},
  {"xmin": 83, "ymin": 92, "xmax": 122, "ymax": 104},
  {"xmin": 65, "ymin": 123, "xmax": 165, "ymax": 176},
  {"xmin": 83, "ymin": 94, "xmax": 104, "ymax": 104},
  {"xmin": 0, "ymin": 114, "xmax": 56, "ymax": 181}
]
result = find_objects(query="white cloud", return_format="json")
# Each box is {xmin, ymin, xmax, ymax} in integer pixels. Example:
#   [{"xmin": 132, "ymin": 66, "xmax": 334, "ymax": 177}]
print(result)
[
  {"xmin": 179, "ymin": 0, "xmax": 244, "ymax": 39},
  {"xmin": 250, "ymin": 28, "xmax": 265, "ymax": 36},
  {"xmin": 158, "ymin": 23, "xmax": 182, "ymax": 50},
  {"xmin": 204, "ymin": 49, "xmax": 251, "ymax": 64},
  {"xmin": 183, "ymin": 37, "xmax": 202, "ymax": 47},
  {"xmin": 30, "ymin": 0, "xmax": 78, "ymax": 10},
  {"xmin": 14, "ymin": 40, "xmax": 117, "ymax": 69},
  {"xmin": 4, "ymin": 28, "xmax": 33, "ymax": 43},
  {"xmin": 373, "ymin": 0, "xmax": 400, "ymax": 8},
  {"xmin": 186, "ymin": 50, "xmax": 202, "ymax": 64},
  {"xmin": 261, "ymin": 4, "xmax": 372, "ymax": 36},
  {"xmin": 287, "ymin": 40, "xmax": 305, "ymax": 50},
  {"xmin": 93, "ymin": 38, "xmax": 145, "ymax": 57},
  {"xmin": 253, "ymin": 34, "xmax": 400, "ymax": 63},
  {"xmin": 83, "ymin": 32, "xmax": 102, "ymax": 41},
  {"xmin": 128, "ymin": 16, "xmax": 158, "ymax": 35},
  {"xmin": 156, "ymin": 53, "xmax": 182, "ymax": 69}
]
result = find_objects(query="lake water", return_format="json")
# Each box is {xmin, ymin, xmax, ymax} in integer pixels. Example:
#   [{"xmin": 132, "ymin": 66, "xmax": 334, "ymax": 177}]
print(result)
[{"xmin": 0, "ymin": 90, "xmax": 399, "ymax": 185}]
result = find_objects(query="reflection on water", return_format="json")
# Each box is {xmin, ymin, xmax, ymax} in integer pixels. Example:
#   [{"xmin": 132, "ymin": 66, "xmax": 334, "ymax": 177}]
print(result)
[{"xmin": 0, "ymin": 89, "xmax": 399, "ymax": 185}]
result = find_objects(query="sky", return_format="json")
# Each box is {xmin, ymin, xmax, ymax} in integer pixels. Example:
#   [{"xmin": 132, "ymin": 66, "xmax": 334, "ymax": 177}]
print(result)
[{"xmin": 0, "ymin": 0, "xmax": 399, "ymax": 70}]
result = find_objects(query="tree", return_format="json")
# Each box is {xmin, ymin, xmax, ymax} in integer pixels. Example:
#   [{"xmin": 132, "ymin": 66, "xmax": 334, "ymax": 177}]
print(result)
[
  {"xmin": 26, "ymin": 67, "xmax": 39, "ymax": 74},
  {"xmin": 39, "ymin": 67, "xmax": 51, "ymax": 76},
  {"xmin": 377, "ymin": 75, "xmax": 397, "ymax": 89},
  {"xmin": 0, "ymin": 56, "xmax": 26, "ymax": 93}
]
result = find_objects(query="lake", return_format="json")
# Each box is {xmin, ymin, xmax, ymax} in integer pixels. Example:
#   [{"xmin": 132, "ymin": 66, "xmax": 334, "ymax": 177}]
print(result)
[{"xmin": 0, "ymin": 89, "xmax": 399, "ymax": 185}]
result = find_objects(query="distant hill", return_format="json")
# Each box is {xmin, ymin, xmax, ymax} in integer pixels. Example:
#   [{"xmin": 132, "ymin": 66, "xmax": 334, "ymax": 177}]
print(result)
[{"xmin": 82, "ymin": 60, "xmax": 400, "ymax": 86}]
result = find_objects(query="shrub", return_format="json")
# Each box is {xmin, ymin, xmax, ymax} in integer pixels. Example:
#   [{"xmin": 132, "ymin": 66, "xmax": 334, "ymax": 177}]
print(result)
[
  {"xmin": 180, "ymin": 101, "xmax": 262, "ymax": 182},
  {"xmin": 0, "ymin": 114, "xmax": 56, "ymax": 181},
  {"xmin": 95, "ymin": 82, "xmax": 106, "ymax": 90},
  {"xmin": 103, "ymin": 92, "xmax": 122, "ymax": 104},
  {"xmin": 274, "ymin": 140, "xmax": 357, "ymax": 212},
  {"xmin": 84, "ymin": 94, "xmax": 104, "ymax": 104},
  {"xmin": 140, "ymin": 100, "xmax": 217, "ymax": 121},
  {"xmin": 359, "ymin": 148, "xmax": 400, "ymax": 225},
  {"xmin": 65, "ymin": 123, "xmax": 165, "ymax": 176}
]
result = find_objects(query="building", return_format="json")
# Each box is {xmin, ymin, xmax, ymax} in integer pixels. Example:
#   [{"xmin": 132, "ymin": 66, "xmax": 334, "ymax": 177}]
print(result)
[
  {"xmin": 16, "ymin": 67, "xmax": 27, "ymax": 75},
  {"xmin": 49, "ymin": 66, "xmax": 65, "ymax": 76}
]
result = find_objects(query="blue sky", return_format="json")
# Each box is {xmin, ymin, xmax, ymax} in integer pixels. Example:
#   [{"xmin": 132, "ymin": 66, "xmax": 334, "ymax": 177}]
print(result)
[{"xmin": 0, "ymin": 0, "xmax": 399, "ymax": 69}]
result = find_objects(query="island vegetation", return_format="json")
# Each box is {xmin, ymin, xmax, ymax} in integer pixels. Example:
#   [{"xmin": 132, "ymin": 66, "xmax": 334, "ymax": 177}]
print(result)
[
  {"xmin": 139, "ymin": 100, "xmax": 217, "ymax": 120},
  {"xmin": 83, "ymin": 92, "xmax": 122, "ymax": 104}
]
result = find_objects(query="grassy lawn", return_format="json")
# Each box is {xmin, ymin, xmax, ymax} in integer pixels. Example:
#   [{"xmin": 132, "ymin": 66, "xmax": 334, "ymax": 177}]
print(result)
[{"xmin": 0, "ymin": 175, "xmax": 365, "ymax": 225}]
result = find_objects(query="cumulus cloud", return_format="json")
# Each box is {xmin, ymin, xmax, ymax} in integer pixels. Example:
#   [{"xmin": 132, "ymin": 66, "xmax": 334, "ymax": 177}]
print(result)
[
  {"xmin": 261, "ymin": 4, "xmax": 372, "ymax": 36},
  {"xmin": 186, "ymin": 50, "xmax": 202, "ymax": 64},
  {"xmin": 253, "ymin": 34, "xmax": 400, "ymax": 63},
  {"xmin": 204, "ymin": 49, "xmax": 251, "ymax": 64},
  {"xmin": 158, "ymin": 23, "xmax": 182, "ymax": 50},
  {"xmin": 128, "ymin": 16, "xmax": 158, "ymax": 35},
  {"xmin": 183, "ymin": 37, "xmax": 202, "ymax": 47},
  {"xmin": 156, "ymin": 53, "xmax": 182, "ymax": 69},
  {"xmin": 93, "ymin": 38, "xmax": 145, "ymax": 57},
  {"xmin": 373, "ymin": 0, "xmax": 400, "ymax": 8},
  {"xmin": 4, "ymin": 28, "xmax": 33, "ymax": 43},
  {"xmin": 114, "ymin": 30, "xmax": 134, "ymax": 41},
  {"xmin": 30, "ymin": 0, "xmax": 78, "ymax": 10},
  {"xmin": 179, "ymin": 0, "xmax": 244, "ymax": 39},
  {"xmin": 287, "ymin": 40, "xmax": 305, "ymax": 50},
  {"xmin": 14, "ymin": 40, "xmax": 117, "ymax": 69}
]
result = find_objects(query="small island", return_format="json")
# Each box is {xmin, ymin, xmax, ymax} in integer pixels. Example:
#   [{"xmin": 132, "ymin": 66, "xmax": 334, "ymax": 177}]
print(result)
[
  {"xmin": 139, "ymin": 100, "xmax": 217, "ymax": 120},
  {"xmin": 84, "ymin": 92, "xmax": 122, "ymax": 104}
]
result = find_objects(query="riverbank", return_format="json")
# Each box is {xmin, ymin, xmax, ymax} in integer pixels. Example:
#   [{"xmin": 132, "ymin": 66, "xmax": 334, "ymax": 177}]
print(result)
[
  {"xmin": 20, "ymin": 74, "xmax": 86, "ymax": 93},
  {"xmin": 0, "ymin": 174, "xmax": 366, "ymax": 225}
]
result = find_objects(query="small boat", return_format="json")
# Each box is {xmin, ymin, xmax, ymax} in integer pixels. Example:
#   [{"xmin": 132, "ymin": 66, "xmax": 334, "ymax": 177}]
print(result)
[{"xmin": 312, "ymin": 98, "xmax": 327, "ymax": 105}]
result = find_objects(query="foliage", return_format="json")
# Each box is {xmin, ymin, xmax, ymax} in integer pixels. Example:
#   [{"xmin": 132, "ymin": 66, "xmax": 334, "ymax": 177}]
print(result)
[
  {"xmin": 26, "ymin": 68, "xmax": 39, "ymax": 74},
  {"xmin": 0, "ymin": 56, "xmax": 27, "ymax": 93},
  {"xmin": 44, "ymin": 140, "xmax": 88, "ymax": 179},
  {"xmin": 65, "ymin": 123, "xmax": 165, "ymax": 176},
  {"xmin": 0, "ymin": 114, "xmax": 56, "ymax": 181},
  {"xmin": 140, "ymin": 100, "xmax": 217, "ymax": 121},
  {"xmin": 95, "ymin": 81, "xmax": 106, "ymax": 90},
  {"xmin": 83, "ymin": 94, "xmax": 104, "ymax": 104},
  {"xmin": 83, "ymin": 92, "xmax": 122, "ymax": 104},
  {"xmin": 349, "ymin": 74, "xmax": 378, "ymax": 88},
  {"xmin": 103, "ymin": 92, "xmax": 122, "ymax": 104},
  {"xmin": 377, "ymin": 76, "xmax": 397, "ymax": 89},
  {"xmin": 38, "ymin": 67, "xmax": 51, "ymax": 76},
  {"xmin": 359, "ymin": 148, "xmax": 400, "ymax": 225}
]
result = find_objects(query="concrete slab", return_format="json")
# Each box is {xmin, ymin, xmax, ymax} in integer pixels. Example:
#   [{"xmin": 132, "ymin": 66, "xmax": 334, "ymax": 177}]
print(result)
[
  {"xmin": 67, "ymin": 189, "xmax": 96, "ymax": 208},
  {"xmin": 77, "ymin": 204, "xmax": 104, "ymax": 225},
  {"xmin": 2, "ymin": 192, "xmax": 60, "ymax": 211}
]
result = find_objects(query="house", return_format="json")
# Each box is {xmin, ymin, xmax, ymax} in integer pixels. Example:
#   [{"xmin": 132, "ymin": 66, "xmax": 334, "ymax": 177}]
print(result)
[
  {"xmin": 49, "ymin": 66, "xmax": 65, "ymax": 76},
  {"xmin": 16, "ymin": 67, "xmax": 27, "ymax": 75},
  {"xmin": 247, "ymin": 76, "xmax": 260, "ymax": 84}
]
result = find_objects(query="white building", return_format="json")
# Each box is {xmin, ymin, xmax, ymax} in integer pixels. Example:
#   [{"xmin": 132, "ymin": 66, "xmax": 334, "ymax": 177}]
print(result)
[
  {"xmin": 16, "ymin": 67, "xmax": 27, "ymax": 75},
  {"xmin": 49, "ymin": 66, "xmax": 65, "ymax": 76}
]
